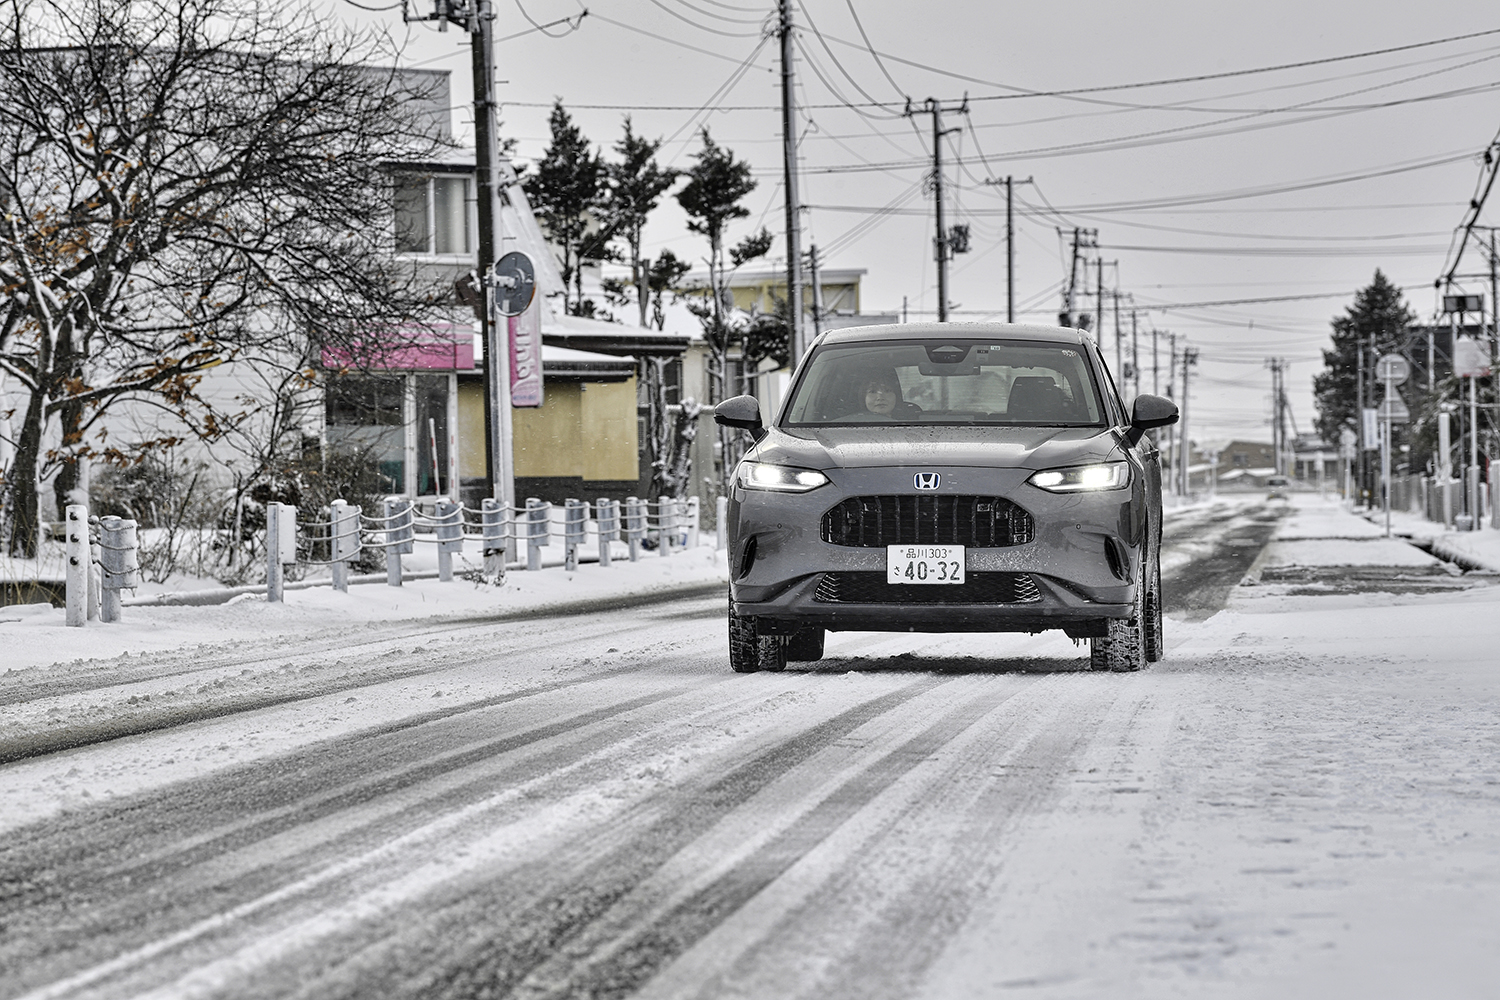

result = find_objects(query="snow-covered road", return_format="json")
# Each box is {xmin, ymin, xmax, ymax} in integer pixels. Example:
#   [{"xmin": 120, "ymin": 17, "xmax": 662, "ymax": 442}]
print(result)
[{"xmin": 2, "ymin": 495, "xmax": 1497, "ymax": 999}]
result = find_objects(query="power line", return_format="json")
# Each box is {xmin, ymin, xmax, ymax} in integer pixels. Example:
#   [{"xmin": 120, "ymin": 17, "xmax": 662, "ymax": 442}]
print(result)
[
  {"xmin": 815, "ymin": 24, "xmax": 1500, "ymax": 104},
  {"xmin": 641, "ymin": 0, "xmax": 764, "ymax": 37},
  {"xmin": 661, "ymin": 0, "xmax": 767, "ymax": 26},
  {"xmin": 585, "ymin": 11, "xmax": 760, "ymax": 65}
]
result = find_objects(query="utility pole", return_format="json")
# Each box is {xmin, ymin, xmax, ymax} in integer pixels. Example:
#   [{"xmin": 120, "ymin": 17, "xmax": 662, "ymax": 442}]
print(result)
[
  {"xmin": 778, "ymin": 0, "xmax": 804, "ymax": 361},
  {"xmin": 411, "ymin": 0, "xmax": 513, "ymax": 560},
  {"xmin": 1059, "ymin": 227, "xmax": 1097, "ymax": 328},
  {"xmin": 982, "ymin": 175, "xmax": 1033, "ymax": 323},
  {"xmin": 1166, "ymin": 333, "xmax": 1178, "ymax": 493},
  {"xmin": 908, "ymin": 98, "xmax": 966, "ymax": 322},
  {"xmin": 808, "ymin": 243, "xmax": 824, "ymax": 340},
  {"xmin": 1266, "ymin": 358, "xmax": 1289, "ymax": 476},
  {"xmin": 1180, "ymin": 346, "xmax": 1199, "ymax": 495},
  {"xmin": 1356, "ymin": 333, "xmax": 1366, "ymax": 504},
  {"xmin": 1152, "ymin": 326, "xmax": 1160, "ymax": 396},
  {"xmin": 1006, "ymin": 177, "xmax": 1014, "ymax": 322},
  {"xmin": 1131, "ymin": 310, "xmax": 1140, "ymax": 399},
  {"xmin": 1095, "ymin": 258, "xmax": 1104, "ymax": 349}
]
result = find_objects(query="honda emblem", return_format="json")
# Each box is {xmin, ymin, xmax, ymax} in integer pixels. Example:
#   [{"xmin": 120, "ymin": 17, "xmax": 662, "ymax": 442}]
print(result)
[{"xmin": 914, "ymin": 472, "xmax": 941, "ymax": 491}]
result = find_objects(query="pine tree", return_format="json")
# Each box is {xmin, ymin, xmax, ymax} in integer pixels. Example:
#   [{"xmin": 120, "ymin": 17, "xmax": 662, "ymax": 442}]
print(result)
[
  {"xmin": 676, "ymin": 128, "xmax": 759, "ymax": 492},
  {"xmin": 602, "ymin": 118, "xmax": 677, "ymax": 328},
  {"xmin": 1313, "ymin": 270, "xmax": 1415, "ymax": 445},
  {"xmin": 523, "ymin": 100, "xmax": 604, "ymax": 316}
]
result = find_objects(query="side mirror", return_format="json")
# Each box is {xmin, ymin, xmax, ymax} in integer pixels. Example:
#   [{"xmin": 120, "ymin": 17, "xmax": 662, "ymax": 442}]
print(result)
[
  {"xmin": 714, "ymin": 394, "xmax": 766, "ymax": 442},
  {"xmin": 1125, "ymin": 393, "xmax": 1178, "ymax": 445}
]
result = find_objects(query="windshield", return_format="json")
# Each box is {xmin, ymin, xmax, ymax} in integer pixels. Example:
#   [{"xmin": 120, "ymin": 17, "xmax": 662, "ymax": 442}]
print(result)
[{"xmin": 783, "ymin": 339, "xmax": 1106, "ymax": 427}]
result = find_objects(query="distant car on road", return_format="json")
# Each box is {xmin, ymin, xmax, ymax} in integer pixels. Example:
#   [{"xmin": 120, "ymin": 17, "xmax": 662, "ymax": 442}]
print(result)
[
  {"xmin": 1266, "ymin": 475, "xmax": 1291, "ymax": 500},
  {"xmin": 715, "ymin": 322, "xmax": 1179, "ymax": 674}
]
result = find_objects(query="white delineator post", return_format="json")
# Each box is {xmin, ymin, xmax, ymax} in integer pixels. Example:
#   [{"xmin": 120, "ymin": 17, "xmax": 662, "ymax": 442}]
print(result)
[
  {"xmin": 98, "ymin": 515, "xmax": 139, "ymax": 622},
  {"xmin": 716, "ymin": 496, "xmax": 728, "ymax": 551},
  {"xmin": 625, "ymin": 497, "xmax": 642, "ymax": 562},
  {"xmin": 481, "ymin": 498, "xmax": 509, "ymax": 581},
  {"xmin": 596, "ymin": 498, "xmax": 615, "ymax": 568},
  {"xmin": 65, "ymin": 504, "xmax": 88, "ymax": 627},
  {"xmin": 330, "ymin": 500, "xmax": 360, "ymax": 593},
  {"xmin": 266, "ymin": 502, "xmax": 295, "ymax": 603},
  {"xmin": 526, "ymin": 498, "xmax": 547, "ymax": 571},
  {"xmin": 435, "ymin": 498, "xmax": 462, "ymax": 582},
  {"xmin": 658, "ymin": 495, "xmax": 673, "ymax": 557},
  {"xmin": 385, "ymin": 498, "xmax": 413, "ymax": 586}
]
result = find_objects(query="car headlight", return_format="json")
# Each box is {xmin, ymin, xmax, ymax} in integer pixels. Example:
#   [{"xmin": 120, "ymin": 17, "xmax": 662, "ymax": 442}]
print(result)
[
  {"xmin": 1027, "ymin": 462, "xmax": 1129, "ymax": 492},
  {"xmin": 738, "ymin": 462, "xmax": 829, "ymax": 492}
]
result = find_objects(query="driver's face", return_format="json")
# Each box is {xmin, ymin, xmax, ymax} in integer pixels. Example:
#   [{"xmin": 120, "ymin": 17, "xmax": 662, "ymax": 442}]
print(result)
[{"xmin": 864, "ymin": 383, "xmax": 897, "ymax": 414}]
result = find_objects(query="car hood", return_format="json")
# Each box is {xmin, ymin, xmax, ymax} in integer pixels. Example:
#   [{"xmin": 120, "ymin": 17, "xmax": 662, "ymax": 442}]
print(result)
[{"xmin": 751, "ymin": 424, "xmax": 1122, "ymax": 471}]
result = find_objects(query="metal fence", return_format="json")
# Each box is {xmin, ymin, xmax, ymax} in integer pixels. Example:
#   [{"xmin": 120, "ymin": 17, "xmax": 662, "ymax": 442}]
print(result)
[{"xmin": 55, "ymin": 495, "xmax": 710, "ymax": 622}]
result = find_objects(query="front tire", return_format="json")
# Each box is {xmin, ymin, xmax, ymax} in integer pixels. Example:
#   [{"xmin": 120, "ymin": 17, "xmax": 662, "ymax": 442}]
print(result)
[
  {"xmin": 1143, "ymin": 544, "xmax": 1164, "ymax": 663},
  {"xmin": 1090, "ymin": 558, "xmax": 1146, "ymax": 672},
  {"xmin": 729, "ymin": 596, "xmax": 788, "ymax": 673}
]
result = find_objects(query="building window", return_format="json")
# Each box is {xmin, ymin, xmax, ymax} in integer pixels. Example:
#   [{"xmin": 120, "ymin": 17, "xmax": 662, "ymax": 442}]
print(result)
[{"xmin": 394, "ymin": 174, "xmax": 471, "ymax": 255}]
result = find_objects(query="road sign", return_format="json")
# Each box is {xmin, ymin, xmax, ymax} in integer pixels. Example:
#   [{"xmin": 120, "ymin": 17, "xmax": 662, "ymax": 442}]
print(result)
[
  {"xmin": 490, "ymin": 252, "xmax": 536, "ymax": 319},
  {"xmin": 1454, "ymin": 336, "xmax": 1491, "ymax": 378},
  {"xmin": 1379, "ymin": 395, "xmax": 1410, "ymax": 423},
  {"xmin": 1375, "ymin": 353, "xmax": 1409, "ymax": 385},
  {"xmin": 1442, "ymin": 293, "xmax": 1484, "ymax": 314}
]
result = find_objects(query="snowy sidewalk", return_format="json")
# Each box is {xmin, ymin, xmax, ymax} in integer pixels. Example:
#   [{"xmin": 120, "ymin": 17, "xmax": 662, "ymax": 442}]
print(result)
[
  {"xmin": 1, "ymin": 544, "xmax": 729, "ymax": 673},
  {"xmin": 1353, "ymin": 503, "xmax": 1500, "ymax": 572}
]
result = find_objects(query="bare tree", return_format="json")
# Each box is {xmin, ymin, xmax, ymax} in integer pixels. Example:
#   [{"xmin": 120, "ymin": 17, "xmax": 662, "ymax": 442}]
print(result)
[{"xmin": 0, "ymin": 0, "xmax": 449, "ymax": 556}]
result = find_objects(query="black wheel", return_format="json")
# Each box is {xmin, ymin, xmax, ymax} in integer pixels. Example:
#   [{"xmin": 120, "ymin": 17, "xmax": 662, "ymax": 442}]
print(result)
[
  {"xmin": 785, "ymin": 627, "xmax": 825, "ymax": 662},
  {"xmin": 729, "ymin": 595, "xmax": 759, "ymax": 672},
  {"xmin": 728, "ymin": 596, "xmax": 788, "ymax": 673},
  {"xmin": 1143, "ymin": 544, "xmax": 1164, "ymax": 663},
  {"xmin": 1090, "ymin": 556, "xmax": 1146, "ymax": 672}
]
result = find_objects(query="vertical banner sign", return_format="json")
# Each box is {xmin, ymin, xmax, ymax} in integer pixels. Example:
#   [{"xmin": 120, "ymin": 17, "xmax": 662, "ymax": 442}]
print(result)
[{"xmin": 509, "ymin": 301, "xmax": 543, "ymax": 408}]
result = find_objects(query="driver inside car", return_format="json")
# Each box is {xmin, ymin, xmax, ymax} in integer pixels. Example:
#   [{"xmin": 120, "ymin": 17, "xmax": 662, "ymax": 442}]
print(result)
[{"xmin": 859, "ymin": 371, "xmax": 921, "ymax": 419}]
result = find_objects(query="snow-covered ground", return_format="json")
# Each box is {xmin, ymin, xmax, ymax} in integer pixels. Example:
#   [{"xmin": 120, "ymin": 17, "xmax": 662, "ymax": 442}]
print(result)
[
  {"xmin": 3, "ymin": 494, "xmax": 1497, "ymax": 999},
  {"xmin": 1, "ymin": 542, "xmax": 729, "ymax": 671}
]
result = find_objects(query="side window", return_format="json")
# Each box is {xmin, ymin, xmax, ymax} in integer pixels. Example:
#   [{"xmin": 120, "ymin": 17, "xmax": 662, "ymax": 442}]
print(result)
[
  {"xmin": 393, "ymin": 174, "xmax": 472, "ymax": 255},
  {"xmin": 1094, "ymin": 347, "xmax": 1127, "ymax": 425}
]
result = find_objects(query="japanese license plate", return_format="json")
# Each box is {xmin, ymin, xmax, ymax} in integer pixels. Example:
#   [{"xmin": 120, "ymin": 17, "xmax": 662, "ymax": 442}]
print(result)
[{"xmin": 886, "ymin": 545, "xmax": 965, "ymax": 585}]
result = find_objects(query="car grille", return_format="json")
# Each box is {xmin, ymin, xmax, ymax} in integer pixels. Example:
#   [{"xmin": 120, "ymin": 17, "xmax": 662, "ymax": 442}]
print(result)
[
  {"xmin": 821, "ymin": 495, "xmax": 1035, "ymax": 548},
  {"xmin": 814, "ymin": 572, "xmax": 1042, "ymax": 605}
]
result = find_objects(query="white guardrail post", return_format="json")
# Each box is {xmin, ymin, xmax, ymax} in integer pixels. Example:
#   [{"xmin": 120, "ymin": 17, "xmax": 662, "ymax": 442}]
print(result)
[
  {"xmin": 88, "ymin": 517, "xmax": 101, "ymax": 620},
  {"xmin": 330, "ymin": 500, "xmax": 361, "ymax": 593},
  {"xmin": 686, "ymin": 496, "xmax": 700, "ymax": 550},
  {"xmin": 384, "ymin": 498, "xmax": 414, "ymax": 586},
  {"xmin": 98, "ymin": 515, "xmax": 139, "ymax": 621},
  {"xmin": 65, "ymin": 503, "xmax": 88, "ymax": 627},
  {"xmin": 264, "ymin": 502, "xmax": 295, "ymax": 603},
  {"xmin": 526, "ymin": 498, "xmax": 548, "ymax": 571},
  {"xmin": 716, "ymin": 495, "xmax": 728, "ymax": 551},
  {"xmin": 563, "ymin": 498, "xmax": 585, "ymax": 572},
  {"xmin": 482, "ymin": 498, "xmax": 509, "ymax": 582},
  {"xmin": 625, "ymin": 497, "xmax": 642, "ymax": 562},
  {"xmin": 434, "ymin": 498, "xmax": 462, "ymax": 582},
  {"xmin": 657, "ymin": 495, "xmax": 673, "ymax": 557},
  {"xmin": 595, "ymin": 498, "xmax": 616, "ymax": 568}
]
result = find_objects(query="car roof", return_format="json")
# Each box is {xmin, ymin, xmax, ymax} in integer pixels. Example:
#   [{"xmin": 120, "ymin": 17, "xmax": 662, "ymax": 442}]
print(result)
[{"xmin": 816, "ymin": 322, "xmax": 1095, "ymax": 349}]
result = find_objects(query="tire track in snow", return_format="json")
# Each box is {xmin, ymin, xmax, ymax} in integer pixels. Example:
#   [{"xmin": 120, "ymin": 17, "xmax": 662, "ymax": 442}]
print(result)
[{"xmin": 0, "ymin": 595, "xmax": 725, "ymax": 765}]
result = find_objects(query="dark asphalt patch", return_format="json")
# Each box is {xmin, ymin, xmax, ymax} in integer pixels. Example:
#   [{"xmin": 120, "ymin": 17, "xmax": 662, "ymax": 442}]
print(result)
[{"xmin": 1161, "ymin": 507, "xmax": 1284, "ymax": 621}]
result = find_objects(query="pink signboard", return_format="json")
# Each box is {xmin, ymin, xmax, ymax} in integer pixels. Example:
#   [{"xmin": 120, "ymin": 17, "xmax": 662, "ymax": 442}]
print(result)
[
  {"xmin": 509, "ymin": 301, "xmax": 543, "ymax": 408},
  {"xmin": 321, "ymin": 322, "xmax": 474, "ymax": 372}
]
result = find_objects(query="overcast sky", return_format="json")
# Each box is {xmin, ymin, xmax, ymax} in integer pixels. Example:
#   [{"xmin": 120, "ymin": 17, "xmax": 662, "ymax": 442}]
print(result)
[{"xmin": 329, "ymin": 0, "xmax": 1500, "ymax": 446}]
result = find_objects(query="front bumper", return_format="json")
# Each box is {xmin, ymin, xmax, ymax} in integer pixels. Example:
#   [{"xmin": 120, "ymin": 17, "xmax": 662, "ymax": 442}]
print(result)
[{"xmin": 727, "ymin": 464, "xmax": 1146, "ymax": 634}]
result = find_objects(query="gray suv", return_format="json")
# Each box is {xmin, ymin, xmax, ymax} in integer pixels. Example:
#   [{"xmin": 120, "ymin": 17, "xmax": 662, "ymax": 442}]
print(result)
[{"xmin": 715, "ymin": 323, "xmax": 1178, "ymax": 673}]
